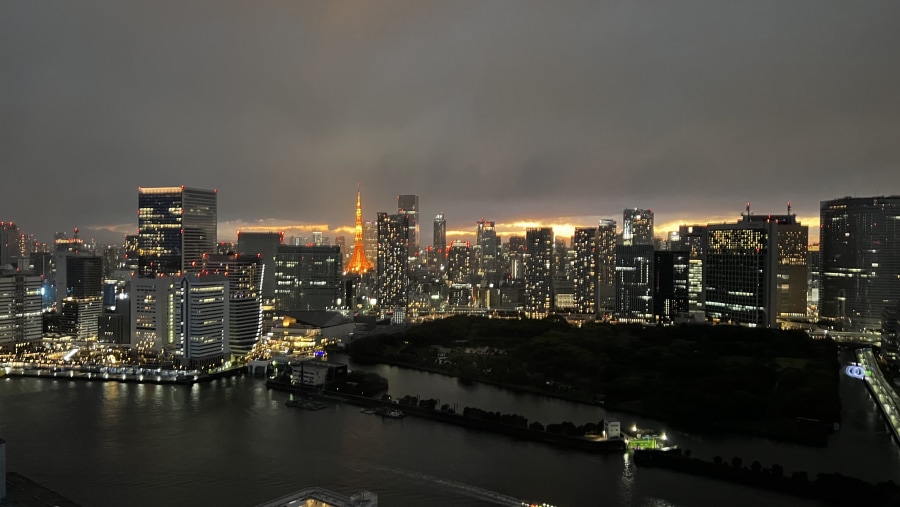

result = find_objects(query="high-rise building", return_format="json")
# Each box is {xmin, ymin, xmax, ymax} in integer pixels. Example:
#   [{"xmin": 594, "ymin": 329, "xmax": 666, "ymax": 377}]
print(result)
[
  {"xmin": 623, "ymin": 208, "xmax": 654, "ymax": 246},
  {"xmin": 433, "ymin": 213, "xmax": 447, "ymax": 255},
  {"xmin": 820, "ymin": 196, "xmax": 900, "ymax": 331},
  {"xmin": 376, "ymin": 213, "xmax": 409, "ymax": 309},
  {"xmin": 55, "ymin": 254, "xmax": 103, "ymax": 309},
  {"xmin": 524, "ymin": 227, "xmax": 554, "ymax": 318},
  {"xmin": 597, "ymin": 220, "xmax": 617, "ymax": 312},
  {"xmin": 138, "ymin": 186, "xmax": 217, "ymax": 278},
  {"xmin": 398, "ymin": 195, "xmax": 420, "ymax": 259},
  {"xmin": 476, "ymin": 219, "xmax": 500, "ymax": 281},
  {"xmin": 274, "ymin": 245, "xmax": 343, "ymax": 311},
  {"xmin": 60, "ymin": 297, "xmax": 102, "ymax": 341},
  {"xmin": 1, "ymin": 222, "xmax": 21, "ymax": 267},
  {"xmin": 203, "ymin": 253, "xmax": 263, "ymax": 357},
  {"xmin": 705, "ymin": 207, "xmax": 807, "ymax": 327},
  {"xmin": 807, "ymin": 244, "xmax": 820, "ymax": 313},
  {"xmin": 573, "ymin": 227, "xmax": 599, "ymax": 315},
  {"xmin": 615, "ymin": 244, "xmax": 654, "ymax": 322},
  {"xmin": 653, "ymin": 250, "xmax": 689, "ymax": 322},
  {"xmin": 237, "ymin": 231, "xmax": 283, "ymax": 301},
  {"xmin": 677, "ymin": 225, "xmax": 707, "ymax": 314},
  {"xmin": 0, "ymin": 271, "xmax": 42, "ymax": 344},
  {"xmin": 346, "ymin": 188, "xmax": 374, "ymax": 275},
  {"xmin": 447, "ymin": 241, "xmax": 473, "ymax": 284},
  {"xmin": 177, "ymin": 275, "xmax": 229, "ymax": 368},
  {"xmin": 130, "ymin": 277, "xmax": 177, "ymax": 351}
]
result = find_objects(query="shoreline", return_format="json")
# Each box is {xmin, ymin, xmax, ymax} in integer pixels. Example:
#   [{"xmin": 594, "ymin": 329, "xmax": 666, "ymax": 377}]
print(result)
[
  {"xmin": 266, "ymin": 380, "xmax": 627, "ymax": 454},
  {"xmin": 347, "ymin": 353, "xmax": 832, "ymax": 446},
  {"xmin": 2, "ymin": 366, "xmax": 245, "ymax": 385}
]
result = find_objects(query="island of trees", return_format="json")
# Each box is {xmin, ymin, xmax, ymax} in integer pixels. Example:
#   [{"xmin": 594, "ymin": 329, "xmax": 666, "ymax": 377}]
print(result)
[{"xmin": 348, "ymin": 316, "xmax": 841, "ymax": 444}]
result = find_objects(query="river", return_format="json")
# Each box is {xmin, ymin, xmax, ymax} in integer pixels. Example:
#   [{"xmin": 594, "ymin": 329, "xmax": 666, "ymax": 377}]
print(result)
[{"xmin": 0, "ymin": 351, "xmax": 896, "ymax": 506}]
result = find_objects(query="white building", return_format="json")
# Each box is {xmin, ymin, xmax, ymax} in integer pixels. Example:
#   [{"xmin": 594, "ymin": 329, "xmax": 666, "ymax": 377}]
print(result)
[
  {"xmin": 130, "ymin": 277, "xmax": 177, "ymax": 352},
  {"xmin": 178, "ymin": 275, "xmax": 229, "ymax": 368}
]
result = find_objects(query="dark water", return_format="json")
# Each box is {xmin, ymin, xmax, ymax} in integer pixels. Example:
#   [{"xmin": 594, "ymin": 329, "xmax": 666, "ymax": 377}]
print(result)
[{"xmin": 0, "ymin": 351, "xmax": 896, "ymax": 507}]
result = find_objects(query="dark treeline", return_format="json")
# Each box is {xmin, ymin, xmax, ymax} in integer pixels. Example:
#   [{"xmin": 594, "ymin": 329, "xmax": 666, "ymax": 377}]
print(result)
[{"xmin": 349, "ymin": 316, "xmax": 841, "ymax": 440}]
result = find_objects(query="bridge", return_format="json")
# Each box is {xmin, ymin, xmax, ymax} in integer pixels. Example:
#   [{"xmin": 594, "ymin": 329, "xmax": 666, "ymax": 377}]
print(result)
[{"xmin": 855, "ymin": 348, "xmax": 900, "ymax": 445}]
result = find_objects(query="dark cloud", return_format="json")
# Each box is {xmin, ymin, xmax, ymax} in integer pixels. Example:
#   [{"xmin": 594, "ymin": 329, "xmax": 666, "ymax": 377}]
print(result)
[{"xmin": 2, "ymin": 1, "xmax": 899, "ymax": 243}]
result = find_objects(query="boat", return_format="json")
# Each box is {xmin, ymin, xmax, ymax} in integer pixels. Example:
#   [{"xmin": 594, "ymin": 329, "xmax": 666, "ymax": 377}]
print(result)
[{"xmin": 373, "ymin": 407, "xmax": 405, "ymax": 419}]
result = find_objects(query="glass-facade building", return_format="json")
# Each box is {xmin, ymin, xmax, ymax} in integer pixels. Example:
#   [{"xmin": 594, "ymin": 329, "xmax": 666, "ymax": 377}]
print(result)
[
  {"xmin": 597, "ymin": 220, "xmax": 617, "ymax": 312},
  {"xmin": 615, "ymin": 244, "xmax": 654, "ymax": 322},
  {"xmin": 677, "ymin": 225, "xmax": 707, "ymax": 314},
  {"xmin": 376, "ymin": 213, "xmax": 410, "ymax": 309},
  {"xmin": 274, "ymin": 245, "xmax": 343, "ymax": 312},
  {"xmin": 623, "ymin": 208, "xmax": 654, "ymax": 246},
  {"xmin": 573, "ymin": 227, "xmax": 599, "ymax": 315},
  {"xmin": 138, "ymin": 186, "xmax": 217, "ymax": 278},
  {"xmin": 705, "ymin": 213, "xmax": 807, "ymax": 327},
  {"xmin": 525, "ymin": 227, "xmax": 554, "ymax": 318},
  {"xmin": 820, "ymin": 196, "xmax": 900, "ymax": 330}
]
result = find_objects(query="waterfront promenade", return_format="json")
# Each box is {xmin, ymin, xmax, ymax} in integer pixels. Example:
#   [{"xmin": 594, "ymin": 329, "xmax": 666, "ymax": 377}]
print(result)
[{"xmin": 856, "ymin": 348, "xmax": 900, "ymax": 444}]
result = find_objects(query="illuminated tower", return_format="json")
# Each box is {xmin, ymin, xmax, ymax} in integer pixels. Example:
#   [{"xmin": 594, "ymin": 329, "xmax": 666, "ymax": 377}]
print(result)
[
  {"xmin": 138, "ymin": 186, "xmax": 217, "ymax": 278},
  {"xmin": 346, "ymin": 186, "xmax": 374, "ymax": 274}
]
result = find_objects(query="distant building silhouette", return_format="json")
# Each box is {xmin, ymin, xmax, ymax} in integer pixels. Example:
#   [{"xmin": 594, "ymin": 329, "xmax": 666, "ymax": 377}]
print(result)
[
  {"xmin": 623, "ymin": 208, "xmax": 654, "ymax": 246},
  {"xmin": 525, "ymin": 227, "xmax": 554, "ymax": 318}
]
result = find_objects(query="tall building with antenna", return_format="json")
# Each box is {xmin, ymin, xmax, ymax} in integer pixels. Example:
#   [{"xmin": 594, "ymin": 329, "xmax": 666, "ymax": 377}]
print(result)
[{"xmin": 346, "ymin": 186, "xmax": 374, "ymax": 275}]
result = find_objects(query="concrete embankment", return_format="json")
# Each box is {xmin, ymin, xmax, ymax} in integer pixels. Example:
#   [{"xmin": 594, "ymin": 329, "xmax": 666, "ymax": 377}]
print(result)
[{"xmin": 266, "ymin": 380, "xmax": 626, "ymax": 454}]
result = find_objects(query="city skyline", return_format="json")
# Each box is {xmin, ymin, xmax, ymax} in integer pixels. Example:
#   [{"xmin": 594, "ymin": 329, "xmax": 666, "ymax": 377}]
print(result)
[{"xmin": 3, "ymin": 2, "xmax": 899, "ymax": 245}]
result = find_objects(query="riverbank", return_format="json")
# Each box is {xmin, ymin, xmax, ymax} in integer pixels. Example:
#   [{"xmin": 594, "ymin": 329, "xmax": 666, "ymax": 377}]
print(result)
[
  {"xmin": 266, "ymin": 379, "xmax": 626, "ymax": 454},
  {"xmin": 348, "ymin": 353, "xmax": 832, "ymax": 446},
  {"xmin": 2, "ymin": 366, "xmax": 245, "ymax": 385},
  {"xmin": 633, "ymin": 448, "xmax": 900, "ymax": 505}
]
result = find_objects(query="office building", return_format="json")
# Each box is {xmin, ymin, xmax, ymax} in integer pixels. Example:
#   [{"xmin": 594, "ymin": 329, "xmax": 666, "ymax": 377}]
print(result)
[
  {"xmin": 398, "ymin": 195, "xmax": 420, "ymax": 258},
  {"xmin": 237, "ymin": 231, "xmax": 283, "ymax": 300},
  {"xmin": 60, "ymin": 297, "xmax": 102, "ymax": 341},
  {"xmin": 130, "ymin": 277, "xmax": 177, "ymax": 351},
  {"xmin": 0, "ymin": 272, "xmax": 42, "ymax": 344},
  {"xmin": 820, "ymin": 196, "xmax": 900, "ymax": 330},
  {"xmin": 525, "ymin": 227, "xmax": 554, "ymax": 318},
  {"xmin": 1, "ymin": 222, "xmax": 22, "ymax": 267},
  {"xmin": 615, "ymin": 245, "xmax": 654, "ymax": 322},
  {"xmin": 623, "ymin": 209, "xmax": 654, "ymax": 246},
  {"xmin": 274, "ymin": 245, "xmax": 343, "ymax": 312},
  {"xmin": 138, "ymin": 186, "xmax": 217, "ymax": 278},
  {"xmin": 433, "ymin": 213, "xmax": 447, "ymax": 256},
  {"xmin": 677, "ymin": 225, "xmax": 707, "ymax": 315},
  {"xmin": 572, "ymin": 227, "xmax": 599, "ymax": 315},
  {"xmin": 55, "ymin": 254, "xmax": 103, "ymax": 309},
  {"xmin": 653, "ymin": 250, "xmax": 689, "ymax": 322},
  {"xmin": 597, "ymin": 220, "xmax": 617, "ymax": 312},
  {"xmin": 447, "ymin": 241, "xmax": 472, "ymax": 284},
  {"xmin": 705, "ymin": 206, "xmax": 807, "ymax": 327},
  {"xmin": 376, "ymin": 213, "xmax": 409, "ymax": 309},
  {"xmin": 476, "ymin": 219, "xmax": 500, "ymax": 280},
  {"xmin": 177, "ymin": 275, "xmax": 229, "ymax": 368},
  {"xmin": 203, "ymin": 253, "xmax": 263, "ymax": 357}
]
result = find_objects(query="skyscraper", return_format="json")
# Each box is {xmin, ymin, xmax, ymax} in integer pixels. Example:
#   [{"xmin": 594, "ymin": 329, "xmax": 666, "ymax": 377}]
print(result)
[
  {"xmin": 820, "ymin": 196, "xmax": 900, "ymax": 330},
  {"xmin": 476, "ymin": 219, "xmax": 500, "ymax": 281},
  {"xmin": 623, "ymin": 208, "xmax": 654, "ymax": 246},
  {"xmin": 653, "ymin": 250, "xmax": 689, "ymax": 322},
  {"xmin": 138, "ymin": 186, "xmax": 217, "ymax": 278},
  {"xmin": 597, "ymin": 220, "xmax": 617, "ymax": 312},
  {"xmin": 524, "ymin": 227, "xmax": 554, "ymax": 318},
  {"xmin": 237, "ymin": 231, "xmax": 283, "ymax": 301},
  {"xmin": 572, "ymin": 227, "xmax": 599, "ymax": 315},
  {"xmin": 433, "ymin": 213, "xmax": 447, "ymax": 254},
  {"xmin": 0, "ymin": 271, "xmax": 42, "ymax": 344},
  {"xmin": 346, "ymin": 187, "xmax": 374, "ymax": 275},
  {"xmin": 0, "ymin": 222, "xmax": 21, "ymax": 267},
  {"xmin": 274, "ymin": 245, "xmax": 343, "ymax": 311},
  {"xmin": 677, "ymin": 225, "xmax": 707, "ymax": 314},
  {"xmin": 178, "ymin": 274, "xmax": 229, "ymax": 368},
  {"xmin": 376, "ymin": 213, "xmax": 410, "ymax": 309},
  {"xmin": 705, "ymin": 207, "xmax": 807, "ymax": 327},
  {"xmin": 203, "ymin": 253, "xmax": 263, "ymax": 357},
  {"xmin": 398, "ymin": 194, "xmax": 420, "ymax": 258},
  {"xmin": 615, "ymin": 244, "xmax": 654, "ymax": 322},
  {"xmin": 447, "ymin": 241, "xmax": 472, "ymax": 284}
]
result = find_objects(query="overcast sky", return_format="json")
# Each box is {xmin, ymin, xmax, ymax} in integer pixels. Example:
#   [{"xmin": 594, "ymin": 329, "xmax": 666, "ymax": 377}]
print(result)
[{"xmin": 3, "ymin": 1, "xmax": 899, "ymax": 245}]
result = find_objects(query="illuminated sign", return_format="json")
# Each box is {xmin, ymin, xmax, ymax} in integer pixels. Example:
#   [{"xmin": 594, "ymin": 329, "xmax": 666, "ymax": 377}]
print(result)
[{"xmin": 845, "ymin": 365, "xmax": 867, "ymax": 380}]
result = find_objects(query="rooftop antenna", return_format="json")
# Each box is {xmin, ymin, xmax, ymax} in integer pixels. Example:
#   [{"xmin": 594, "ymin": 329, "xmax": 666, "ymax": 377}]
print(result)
[{"xmin": 787, "ymin": 201, "xmax": 792, "ymax": 216}]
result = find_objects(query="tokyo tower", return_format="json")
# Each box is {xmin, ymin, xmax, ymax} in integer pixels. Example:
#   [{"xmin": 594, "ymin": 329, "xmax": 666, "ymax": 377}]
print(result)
[{"xmin": 345, "ymin": 184, "xmax": 373, "ymax": 274}]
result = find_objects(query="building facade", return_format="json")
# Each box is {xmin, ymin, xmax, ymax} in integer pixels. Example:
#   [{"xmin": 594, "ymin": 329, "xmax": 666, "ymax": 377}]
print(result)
[
  {"xmin": 623, "ymin": 209, "xmax": 654, "ymax": 246},
  {"xmin": 572, "ymin": 227, "xmax": 599, "ymax": 315},
  {"xmin": 376, "ymin": 213, "xmax": 409, "ymax": 309},
  {"xmin": 0, "ymin": 272, "xmax": 42, "ymax": 344},
  {"xmin": 615, "ymin": 244, "xmax": 654, "ymax": 322},
  {"xmin": 820, "ymin": 196, "xmax": 900, "ymax": 331},
  {"xmin": 524, "ymin": 227, "xmax": 554, "ymax": 318},
  {"xmin": 203, "ymin": 253, "xmax": 264, "ymax": 357},
  {"xmin": 138, "ymin": 186, "xmax": 217, "ymax": 278},
  {"xmin": 178, "ymin": 275, "xmax": 229, "ymax": 368},
  {"xmin": 274, "ymin": 246, "xmax": 343, "ymax": 312}
]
